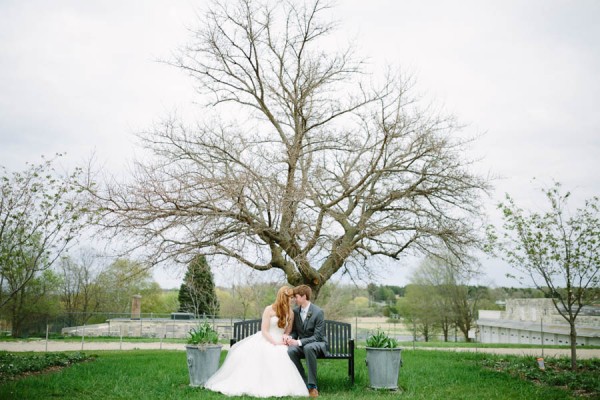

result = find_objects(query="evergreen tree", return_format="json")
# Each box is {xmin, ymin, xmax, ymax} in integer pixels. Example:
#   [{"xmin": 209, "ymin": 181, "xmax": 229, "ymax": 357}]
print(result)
[{"xmin": 178, "ymin": 255, "xmax": 219, "ymax": 317}]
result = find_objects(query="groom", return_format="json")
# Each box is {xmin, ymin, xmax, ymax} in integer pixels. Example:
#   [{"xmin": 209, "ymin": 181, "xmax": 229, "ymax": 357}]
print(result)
[{"xmin": 284, "ymin": 285, "xmax": 327, "ymax": 398}]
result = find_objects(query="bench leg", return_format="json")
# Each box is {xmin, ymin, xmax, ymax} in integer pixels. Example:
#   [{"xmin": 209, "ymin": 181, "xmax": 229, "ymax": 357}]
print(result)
[{"xmin": 349, "ymin": 339, "xmax": 355, "ymax": 385}]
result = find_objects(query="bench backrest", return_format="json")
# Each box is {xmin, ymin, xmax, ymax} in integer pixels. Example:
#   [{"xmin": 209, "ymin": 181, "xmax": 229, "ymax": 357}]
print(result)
[
  {"xmin": 323, "ymin": 320, "xmax": 352, "ymax": 357},
  {"xmin": 232, "ymin": 319, "xmax": 262, "ymax": 342},
  {"xmin": 232, "ymin": 319, "xmax": 352, "ymax": 357}
]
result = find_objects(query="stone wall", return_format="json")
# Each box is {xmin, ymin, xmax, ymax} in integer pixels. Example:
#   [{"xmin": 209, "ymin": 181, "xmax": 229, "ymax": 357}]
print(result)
[
  {"xmin": 61, "ymin": 318, "xmax": 235, "ymax": 340},
  {"xmin": 477, "ymin": 298, "xmax": 600, "ymax": 346}
]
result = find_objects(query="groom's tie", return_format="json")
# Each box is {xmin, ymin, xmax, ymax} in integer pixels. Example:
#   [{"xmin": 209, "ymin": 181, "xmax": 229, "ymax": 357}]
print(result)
[{"xmin": 301, "ymin": 307, "xmax": 307, "ymax": 322}]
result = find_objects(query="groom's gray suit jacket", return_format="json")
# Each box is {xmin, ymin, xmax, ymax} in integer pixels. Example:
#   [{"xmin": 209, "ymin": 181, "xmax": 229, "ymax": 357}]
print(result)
[{"xmin": 291, "ymin": 303, "xmax": 327, "ymax": 348}]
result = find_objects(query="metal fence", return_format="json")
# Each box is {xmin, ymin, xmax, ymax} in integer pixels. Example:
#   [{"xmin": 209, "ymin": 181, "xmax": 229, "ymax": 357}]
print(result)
[{"xmin": 3, "ymin": 312, "xmax": 473, "ymax": 343}]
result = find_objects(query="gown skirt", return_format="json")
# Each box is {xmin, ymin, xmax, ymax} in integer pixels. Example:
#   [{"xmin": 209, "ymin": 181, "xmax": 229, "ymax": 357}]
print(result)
[{"xmin": 204, "ymin": 316, "xmax": 308, "ymax": 397}]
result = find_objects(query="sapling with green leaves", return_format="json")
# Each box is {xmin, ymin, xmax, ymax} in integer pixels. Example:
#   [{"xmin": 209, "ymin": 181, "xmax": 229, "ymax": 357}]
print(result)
[{"xmin": 487, "ymin": 181, "xmax": 600, "ymax": 370}]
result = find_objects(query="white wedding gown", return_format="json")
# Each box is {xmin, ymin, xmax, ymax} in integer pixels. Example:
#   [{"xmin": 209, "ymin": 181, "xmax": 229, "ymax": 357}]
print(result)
[{"xmin": 204, "ymin": 316, "xmax": 309, "ymax": 397}]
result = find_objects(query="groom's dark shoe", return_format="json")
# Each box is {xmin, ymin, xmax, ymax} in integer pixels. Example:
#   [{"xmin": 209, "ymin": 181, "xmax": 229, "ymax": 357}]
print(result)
[{"xmin": 308, "ymin": 388, "xmax": 319, "ymax": 398}]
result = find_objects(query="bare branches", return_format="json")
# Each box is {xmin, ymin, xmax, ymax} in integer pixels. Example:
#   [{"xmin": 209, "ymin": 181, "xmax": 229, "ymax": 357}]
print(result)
[{"xmin": 88, "ymin": 0, "xmax": 489, "ymax": 296}]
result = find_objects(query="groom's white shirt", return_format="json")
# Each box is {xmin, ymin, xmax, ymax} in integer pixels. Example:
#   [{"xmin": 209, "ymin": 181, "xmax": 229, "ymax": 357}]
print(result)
[{"xmin": 298, "ymin": 301, "xmax": 311, "ymax": 346}]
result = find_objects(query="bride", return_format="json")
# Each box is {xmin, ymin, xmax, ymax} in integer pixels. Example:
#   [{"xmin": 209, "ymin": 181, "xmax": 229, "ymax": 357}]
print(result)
[{"xmin": 204, "ymin": 286, "xmax": 309, "ymax": 397}]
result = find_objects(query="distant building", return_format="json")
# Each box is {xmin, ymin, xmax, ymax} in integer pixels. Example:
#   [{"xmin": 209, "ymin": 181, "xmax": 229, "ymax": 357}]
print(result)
[{"xmin": 477, "ymin": 298, "xmax": 600, "ymax": 346}]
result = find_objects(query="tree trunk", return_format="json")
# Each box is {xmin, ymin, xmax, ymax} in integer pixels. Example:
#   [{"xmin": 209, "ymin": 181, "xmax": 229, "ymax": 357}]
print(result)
[
  {"xmin": 10, "ymin": 292, "xmax": 25, "ymax": 338},
  {"xmin": 569, "ymin": 321, "xmax": 578, "ymax": 370},
  {"xmin": 456, "ymin": 319, "xmax": 471, "ymax": 342},
  {"xmin": 10, "ymin": 308, "xmax": 22, "ymax": 338},
  {"xmin": 441, "ymin": 317, "xmax": 450, "ymax": 342}
]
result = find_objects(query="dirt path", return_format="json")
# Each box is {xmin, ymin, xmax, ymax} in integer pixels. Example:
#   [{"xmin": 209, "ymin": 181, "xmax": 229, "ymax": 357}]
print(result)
[
  {"xmin": 1, "ymin": 341, "xmax": 599, "ymax": 359},
  {"xmin": 0, "ymin": 340, "xmax": 187, "ymax": 352}
]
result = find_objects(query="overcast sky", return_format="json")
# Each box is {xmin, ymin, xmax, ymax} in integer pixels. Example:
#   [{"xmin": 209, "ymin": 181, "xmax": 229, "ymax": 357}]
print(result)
[{"xmin": 1, "ymin": 0, "xmax": 599, "ymax": 289}]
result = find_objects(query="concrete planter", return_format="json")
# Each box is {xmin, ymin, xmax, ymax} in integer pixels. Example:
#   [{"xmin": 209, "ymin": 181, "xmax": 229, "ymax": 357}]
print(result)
[
  {"xmin": 185, "ymin": 344, "xmax": 222, "ymax": 387},
  {"xmin": 365, "ymin": 347, "xmax": 402, "ymax": 389}
]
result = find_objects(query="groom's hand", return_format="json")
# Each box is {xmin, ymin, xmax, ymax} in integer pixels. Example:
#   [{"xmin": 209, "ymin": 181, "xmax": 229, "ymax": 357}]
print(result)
[{"xmin": 282, "ymin": 335, "xmax": 299, "ymax": 346}]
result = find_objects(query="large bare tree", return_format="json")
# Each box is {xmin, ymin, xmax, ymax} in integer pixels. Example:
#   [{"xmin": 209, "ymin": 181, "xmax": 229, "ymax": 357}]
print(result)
[{"xmin": 90, "ymin": 0, "xmax": 488, "ymax": 298}]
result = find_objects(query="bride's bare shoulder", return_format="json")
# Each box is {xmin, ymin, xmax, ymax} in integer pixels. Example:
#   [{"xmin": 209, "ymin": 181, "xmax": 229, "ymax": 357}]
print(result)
[{"xmin": 263, "ymin": 305, "xmax": 276, "ymax": 316}]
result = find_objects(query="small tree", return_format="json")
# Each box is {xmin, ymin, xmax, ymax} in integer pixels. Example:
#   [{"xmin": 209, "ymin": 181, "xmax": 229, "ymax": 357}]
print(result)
[
  {"xmin": 0, "ymin": 156, "xmax": 92, "ymax": 309},
  {"xmin": 487, "ymin": 182, "xmax": 600, "ymax": 369},
  {"xmin": 56, "ymin": 249, "xmax": 103, "ymax": 327},
  {"xmin": 4, "ymin": 267, "xmax": 61, "ymax": 337},
  {"xmin": 141, "ymin": 288, "xmax": 180, "ymax": 315},
  {"xmin": 411, "ymin": 255, "xmax": 483, "ymax": 342},
  {"xmin": 411, "ymin": 258, "xmax": 455, "ymax": 341},
  {"xmin": 397, "ymin": 284, "xmax": 440, "ymax": 342},
  {"xmin": 316, "ymin": 283, "xmax": 356, "ymax": 320},
  {"xmin": 94, "ymin": 258, "xmax": 157, "ymax": 316},
  {"xmin": 178, "ymin": 255, "xmax": 220, "ymax": 317}
]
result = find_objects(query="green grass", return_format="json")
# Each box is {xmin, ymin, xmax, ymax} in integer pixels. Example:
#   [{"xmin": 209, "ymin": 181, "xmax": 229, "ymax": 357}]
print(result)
[{"xmin": 0, "ymin": 349, "xmax": 596, "ymax": 399}]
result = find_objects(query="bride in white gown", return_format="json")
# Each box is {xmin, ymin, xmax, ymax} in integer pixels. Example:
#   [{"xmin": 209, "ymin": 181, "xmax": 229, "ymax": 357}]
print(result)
[{"xmin": 205, "ymin": 286, "xmax": 309, "ymax": 398}]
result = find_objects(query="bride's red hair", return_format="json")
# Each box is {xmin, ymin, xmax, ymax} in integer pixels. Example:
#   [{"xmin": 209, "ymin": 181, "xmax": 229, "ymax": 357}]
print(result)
[{"xmin": 273, "ymin": 286, "xmax": 293, "ymax": 328}]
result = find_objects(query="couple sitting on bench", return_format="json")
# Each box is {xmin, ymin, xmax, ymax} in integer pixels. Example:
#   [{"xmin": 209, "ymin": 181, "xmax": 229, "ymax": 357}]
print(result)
[{"xmin": 205, "ymin": 284, "xmax": 326, "ymax": 398}]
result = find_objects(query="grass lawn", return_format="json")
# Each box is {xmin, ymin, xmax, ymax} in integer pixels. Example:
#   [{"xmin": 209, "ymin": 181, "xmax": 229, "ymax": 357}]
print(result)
[{"xmin": 0, "ymin": 348, "xmax": 596, "ymax": 399}]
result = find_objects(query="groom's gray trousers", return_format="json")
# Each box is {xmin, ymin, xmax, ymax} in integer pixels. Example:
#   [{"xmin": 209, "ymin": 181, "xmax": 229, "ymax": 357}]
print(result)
[{"xmin": 287, "ymin": 342, "xmax": 327, "ymax": 387}]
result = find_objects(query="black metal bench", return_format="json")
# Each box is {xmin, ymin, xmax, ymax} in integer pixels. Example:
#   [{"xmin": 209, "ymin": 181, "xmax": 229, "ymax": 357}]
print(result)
[{"xmin": 230, "ymin": 319, "xmax": 355, "ymax": 385}]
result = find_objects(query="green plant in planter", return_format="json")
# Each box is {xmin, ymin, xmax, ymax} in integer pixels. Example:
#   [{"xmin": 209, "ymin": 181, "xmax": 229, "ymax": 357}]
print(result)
[
  {"xmin": 187, "ymin": 321, "xmax": 219, "ymax": 345},
  {"xmin": 366, "ymin": 330, "xmax": 399, "ymax": 348}
]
